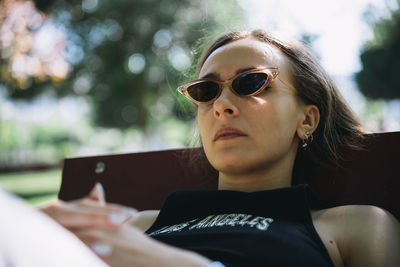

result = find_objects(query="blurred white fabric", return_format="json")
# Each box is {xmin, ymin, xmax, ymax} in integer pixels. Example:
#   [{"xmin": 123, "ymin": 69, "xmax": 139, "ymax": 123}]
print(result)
[{"xmin": 0, "ymin": 188, "xmax": 108, "ymax": 267}]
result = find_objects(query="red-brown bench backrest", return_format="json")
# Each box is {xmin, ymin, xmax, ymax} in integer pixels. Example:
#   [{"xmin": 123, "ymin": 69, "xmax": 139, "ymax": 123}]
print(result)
[{"xmin": 59, "ymin": 132, "xmax": 400, "ymax": 221}]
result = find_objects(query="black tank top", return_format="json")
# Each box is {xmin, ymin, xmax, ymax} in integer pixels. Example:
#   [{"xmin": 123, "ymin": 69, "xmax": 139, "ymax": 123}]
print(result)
[{"xmin": 146, "ymin": 184, "xmax": 334, "ymax": 267}]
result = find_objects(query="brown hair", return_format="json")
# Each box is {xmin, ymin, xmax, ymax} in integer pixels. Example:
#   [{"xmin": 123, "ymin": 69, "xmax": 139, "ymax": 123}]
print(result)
[{"xmin": 191, "ymin": 29, "xmax": 365, "ymax": 182}]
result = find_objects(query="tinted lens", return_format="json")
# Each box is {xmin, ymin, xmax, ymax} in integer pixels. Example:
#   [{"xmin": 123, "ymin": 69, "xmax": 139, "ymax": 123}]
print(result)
[
  {"xmin": 232, "ymin": 72, "xmax": 268, "ymax": 95},
  {"xmin": 187, "ymin": 81, "xmax": 219, "ymax": 102}
]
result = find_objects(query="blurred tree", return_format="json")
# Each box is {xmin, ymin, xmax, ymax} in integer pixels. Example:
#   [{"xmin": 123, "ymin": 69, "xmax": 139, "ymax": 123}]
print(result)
[
  {"xmin": 356, "ymin": 0, "xmax": 400, "ymax": 99},
  {"xmin": 0, "ymin": 0, "xmax": 244, "ymax": 128}
]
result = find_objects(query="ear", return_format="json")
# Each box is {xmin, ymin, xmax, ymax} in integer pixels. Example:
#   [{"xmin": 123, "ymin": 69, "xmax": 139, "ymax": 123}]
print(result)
[{"xmin": 297, "ymin": 104, "xmax": 320, "ymax": 139}]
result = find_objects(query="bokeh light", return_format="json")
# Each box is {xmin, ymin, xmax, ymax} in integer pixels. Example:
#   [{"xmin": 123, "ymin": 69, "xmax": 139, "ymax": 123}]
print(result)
[{"xmin": 128, "ymin": 53, "xmax": 146, "ymax": 74}]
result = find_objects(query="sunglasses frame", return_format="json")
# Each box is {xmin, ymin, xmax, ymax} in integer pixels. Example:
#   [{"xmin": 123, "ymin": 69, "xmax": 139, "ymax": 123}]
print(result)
[{"xmin": 177, "ymin": 67, "xmax": 295, "ymax": 105}]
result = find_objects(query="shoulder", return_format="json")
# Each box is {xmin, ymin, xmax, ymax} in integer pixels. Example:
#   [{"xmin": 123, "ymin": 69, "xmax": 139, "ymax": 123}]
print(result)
[
  {"xmin": 313, "ymin": 205, "xmax": 400, "ymax": 266},
  {"xmin": 313, "ymin": 204, "xmax": 397, "ymax": 225}
]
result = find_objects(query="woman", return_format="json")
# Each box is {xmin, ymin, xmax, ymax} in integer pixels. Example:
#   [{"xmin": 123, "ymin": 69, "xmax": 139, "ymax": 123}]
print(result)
[{"xmin": 42, "ymin": 30, "xmax": 400, "ymax": 266}]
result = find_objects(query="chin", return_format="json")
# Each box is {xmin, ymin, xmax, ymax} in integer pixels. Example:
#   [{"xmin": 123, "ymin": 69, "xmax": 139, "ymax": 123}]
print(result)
[
  {"xmin": 211, "ymin": 155, "xmax": 254, "ymax": 174},
  {"xmin": 204, "ymin": 145, "xmax": 258, "ymax": 173}
]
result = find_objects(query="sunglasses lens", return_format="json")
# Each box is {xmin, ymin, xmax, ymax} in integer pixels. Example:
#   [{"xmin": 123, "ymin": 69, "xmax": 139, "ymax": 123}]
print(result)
[
  {"xmin": 187, "ymin": 81, "xmax": 219, "ymax": 102},
  {"xmin": 232, "ymin": 72, "xmax": 269, "ymax": 95}
]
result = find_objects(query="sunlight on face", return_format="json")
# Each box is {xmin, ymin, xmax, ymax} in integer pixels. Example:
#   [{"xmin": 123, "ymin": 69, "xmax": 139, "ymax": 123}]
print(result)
[{"xmin": 197, "ymin": 38, "xmax": 305, "ymax": 176}]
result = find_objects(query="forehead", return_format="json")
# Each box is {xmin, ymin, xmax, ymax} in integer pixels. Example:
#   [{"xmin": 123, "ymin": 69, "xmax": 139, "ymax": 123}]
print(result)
[{"xmin": 199, "ymin": 38, "xmax": 291, "ymax": 79}]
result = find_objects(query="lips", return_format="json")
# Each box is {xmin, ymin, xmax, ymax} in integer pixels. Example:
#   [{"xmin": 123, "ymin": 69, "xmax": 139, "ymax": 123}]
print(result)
[{"xmin": 213, "ymin": 127, "xmax": 247, "ymax": 141}]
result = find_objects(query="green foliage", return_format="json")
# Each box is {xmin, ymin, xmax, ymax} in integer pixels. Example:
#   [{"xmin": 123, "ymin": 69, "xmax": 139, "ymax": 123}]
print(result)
[
  {"xmin": 3, "ymin": 0, "xmax": 245, "ymax": 128},
  {"xmin": 0, "ymin": 169, "xmax": 61, "ymax": 206},
  {"xmin": 0, "ymin": 117, "xmax": 85, "ymax": 166},
  {"xmin": 0, "ymin": 0, "xmax": 244, "ymax": 167},
  {"xmin": 356, "ymin": 1, "xmax": 400, "ymax": 99}
]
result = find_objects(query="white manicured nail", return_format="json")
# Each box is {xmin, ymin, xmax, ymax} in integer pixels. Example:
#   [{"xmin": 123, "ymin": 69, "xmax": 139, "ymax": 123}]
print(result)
[
  {"xmin": 122, "ymin": 207, "xmax": 138, "ymax": 216},
  {"xmin": 91, "ymin": 242, "xmax": 112, "ymax": 256},
  {"xmin": 108, "ymin": 212, "xmax": 131, "ymax": 225},
  {"xmin": 95, "ymin": 182, "xmax": 106, "ymax": 205}
]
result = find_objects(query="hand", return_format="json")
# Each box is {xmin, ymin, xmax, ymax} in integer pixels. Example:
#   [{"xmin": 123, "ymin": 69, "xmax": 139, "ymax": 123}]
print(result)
[
  {"xmin": 41, "ymin": 184, "xmax": 210, "ymax": 266},
  {"xmin": 76, "ymin": 224, "xmax": 212, "ymax": 267},
  {"xmin": 40, "ymin": 183, "xmax": 137, "ymax": 231}
]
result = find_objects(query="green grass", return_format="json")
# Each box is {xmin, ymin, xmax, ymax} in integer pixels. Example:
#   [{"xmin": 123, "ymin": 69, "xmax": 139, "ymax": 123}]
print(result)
[{"xmin": 0, "ymin": 169, "xmax": 62, "ymax": 207}]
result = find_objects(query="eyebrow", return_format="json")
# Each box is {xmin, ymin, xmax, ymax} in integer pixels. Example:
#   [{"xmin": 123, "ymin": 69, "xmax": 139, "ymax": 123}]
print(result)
[{"xmin": 200, "ymin": 66, "xmax": 256, "ymax": 80}]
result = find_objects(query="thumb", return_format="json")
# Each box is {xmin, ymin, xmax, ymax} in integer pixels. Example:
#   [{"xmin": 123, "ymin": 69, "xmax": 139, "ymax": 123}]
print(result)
[{"xmin": 87, "ymin": 182, "xmax": 106, "ymax": 205}]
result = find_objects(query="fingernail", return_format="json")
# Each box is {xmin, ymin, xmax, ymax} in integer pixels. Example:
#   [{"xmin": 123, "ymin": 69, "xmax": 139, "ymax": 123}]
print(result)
[
  {"xmin": 108, "ymin": 212, "xmax": 131, "ymax": 225},
  {"xmin": 95, "ymin": 182, "xmax": 106, "ymax": 204},
  {"xmin": 122, "ymin": 207, "xmax": 138, "ymax": 216},
  {"xmin": 91, "ymin": 242, "xmax": 112, "ymax": 256}
]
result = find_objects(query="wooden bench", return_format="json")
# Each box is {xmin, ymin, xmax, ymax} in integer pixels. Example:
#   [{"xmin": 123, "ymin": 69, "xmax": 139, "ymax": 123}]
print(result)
[{"xmin": 59, "ymin": 131, "xmax": 400, "ymax": 221}]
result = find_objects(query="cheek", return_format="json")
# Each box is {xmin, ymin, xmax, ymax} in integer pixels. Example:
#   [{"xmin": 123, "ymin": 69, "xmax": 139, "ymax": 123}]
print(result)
[
  {"xmin": 197, "ymin": 112, "xmax": 216, "ymax": 167},
  {"xmin": 254, "ymin": 99, "xmax": 300, "ymax": 150},
  {"xmin": 197, "ymin": 109, "xmax": 211, "ymax": 143}
]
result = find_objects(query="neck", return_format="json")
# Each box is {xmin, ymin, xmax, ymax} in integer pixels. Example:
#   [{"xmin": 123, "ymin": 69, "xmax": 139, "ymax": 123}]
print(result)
[{"xmin": 217, "ymin": 155, "xmax": 295, "ymax": 192}]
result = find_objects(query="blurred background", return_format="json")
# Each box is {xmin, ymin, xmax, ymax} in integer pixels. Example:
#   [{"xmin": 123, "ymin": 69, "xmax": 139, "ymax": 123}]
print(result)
[{"xmin": 1, "ymin": 0, "xmax": 399, "ymax": 205}]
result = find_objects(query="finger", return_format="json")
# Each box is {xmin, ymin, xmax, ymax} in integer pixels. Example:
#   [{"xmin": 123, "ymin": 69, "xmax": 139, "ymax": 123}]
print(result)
[
  {"xmin": 77, "ymin": 232, "xmax": 120, "ymax": 266},
  {"xmin": 74, "ymin": 198, "xmax": 137, "ymax": 214},
  {"xmin": 75, "ymin": 231, "xmax": 113, "ymax": 257},
  {"xmin": 76, "ymin": 227, "xmax": 160, "ymax": 266},
  {"xmin": 76, "ymin": 227, "xmax": 135, "ymax": 248},
  {"xmin": 67, "ymin": 200, "xmax": 139, "ymax": 222},
  {"xmin": 91, "ymin": 242, "xmax": 113, "ymax": 257},
  {"xmin": 68, "ymin": 198, "xmax": 120, "ymax": 212},
  {"xmin": 41, "ymin": 198, "xmax": 138, "ymax": 230},
  {"xmin": 47, "ymin": 205, "xmax": 132, "ymax": 230},
  {"xmin": 76, "ymin": 229, "xmax": 116, "ymax": 251},
  {"xmin": 87, "ymin": 182, "xmax": 106, "ymax": 205},
  {"xmin": 68, "ymin": 210, "xmax": 133, "ymax": 230}
]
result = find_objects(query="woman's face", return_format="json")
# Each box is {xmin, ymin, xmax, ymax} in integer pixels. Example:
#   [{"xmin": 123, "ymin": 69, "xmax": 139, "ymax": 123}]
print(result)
[{"xmin": 197, "ymin": 38, "xmax": 307, "ymax": 175}]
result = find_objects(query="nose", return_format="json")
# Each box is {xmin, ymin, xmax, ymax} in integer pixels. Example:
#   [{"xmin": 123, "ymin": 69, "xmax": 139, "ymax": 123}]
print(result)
[{"xmin": 213, "ymin": 86, "xmax": 239, "ymax": 119}]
